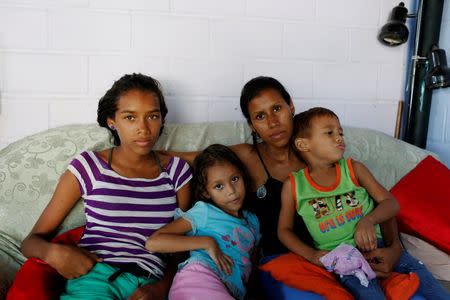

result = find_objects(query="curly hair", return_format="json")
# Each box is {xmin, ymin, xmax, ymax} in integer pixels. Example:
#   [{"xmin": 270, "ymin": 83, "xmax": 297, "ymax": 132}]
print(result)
[{"xmin": 97, "ymin": 73, "xmax": 168, "ymax": 146}]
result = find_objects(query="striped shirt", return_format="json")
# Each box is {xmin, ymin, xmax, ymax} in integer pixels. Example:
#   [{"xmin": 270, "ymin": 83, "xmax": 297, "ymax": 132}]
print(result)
[{"xmin": 68, "ymin": 151, "xmax": 192, "ymax": 278}]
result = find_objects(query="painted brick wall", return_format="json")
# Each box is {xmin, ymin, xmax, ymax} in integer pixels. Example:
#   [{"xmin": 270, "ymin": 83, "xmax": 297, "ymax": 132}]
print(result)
[
  {"xmin": 427, "ymin": 0, "xmax": 450, "ymax": 167},
  {"xmin": 0, "ymin": 0, "xmax": 411, "ymax": 150}
]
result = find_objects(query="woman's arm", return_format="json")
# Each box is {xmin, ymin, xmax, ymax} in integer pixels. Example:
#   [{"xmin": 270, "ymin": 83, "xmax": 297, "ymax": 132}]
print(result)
[
  {"xmin": 175, "ymin": 182, "xmax": 191, "ymax": 211},
  {"xmin": 352, "ymin": 160, "xmax": 400, "ymax": 252},
  {"xmin": 278, "ymin": 179, "xmax": 328, "ymax": 266},
  {"xmin": 160, "ymin": 150, "xmax": 199, "ymax": 166},
  {"xmin": 364, "ymin": 218, "xmax": 403, "ymax": 278},
  {"xmin": 20, "ymin": 171, "xmax": 101, "ymax": 278},
  {"xmin": 162, "ymin": 143, "xmax": 253, "ymax": 167}
]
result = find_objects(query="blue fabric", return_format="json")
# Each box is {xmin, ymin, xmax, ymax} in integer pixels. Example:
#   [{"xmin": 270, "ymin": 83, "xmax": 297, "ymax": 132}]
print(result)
[
  {"xmin": 338, "ymin": 240, "xmax": 450, "ymax": 300},
  {"xmin": 176, "ymin": 201, "xmax": 260, "ymax": 300},
  {"xmin": 259, "ymin": 255, "xmax": 325, "ymax": 300},
  {"xmin": 395, "ymin": 250, "xmax": 450, "ymax": 300}
]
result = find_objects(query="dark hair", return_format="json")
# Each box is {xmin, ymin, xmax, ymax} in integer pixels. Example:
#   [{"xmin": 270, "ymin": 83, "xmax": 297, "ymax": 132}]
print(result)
[
  {"xmin": 292, "ymin": 107, "xmax": 339, "ymax": 142},
  {"xmin": 240, "ymin": 76, "xmax": 292, "ymax": 146},
  {"xmin": 191, "ymin": 144, "xmax": 253, "ymax": 212},
  {"xmin": 97, "ymin": 73, "xmax": 168, "ymax": 146}
]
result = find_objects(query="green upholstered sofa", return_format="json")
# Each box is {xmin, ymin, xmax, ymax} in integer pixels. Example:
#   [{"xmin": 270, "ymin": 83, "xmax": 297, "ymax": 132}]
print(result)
[{"xmin": 0, "ymin": 122, "xmax": 447, "ymax": 298}]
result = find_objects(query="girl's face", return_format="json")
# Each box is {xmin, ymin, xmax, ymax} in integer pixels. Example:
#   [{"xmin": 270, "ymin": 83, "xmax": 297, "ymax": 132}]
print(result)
[
  {"xmin": 203, "ymin": 162, "xmax": 246, "ymax": 218},
  {"xmin": 248, "ymin": 89, "xmax": 295, "ymax": 148},
  {"xmin": 107, "ymin": 89, "xmax": 163, "ymax": 155}
]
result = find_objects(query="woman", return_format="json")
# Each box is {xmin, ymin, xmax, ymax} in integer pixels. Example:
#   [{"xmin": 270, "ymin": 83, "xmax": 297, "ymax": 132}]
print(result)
[{"xmin": 132, "ymin": 76, "xmax": 405, "ymax": 300}]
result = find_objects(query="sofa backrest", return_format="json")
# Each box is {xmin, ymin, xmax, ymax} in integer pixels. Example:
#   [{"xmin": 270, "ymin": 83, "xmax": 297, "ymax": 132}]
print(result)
[{"xmin": 0, "ymin": 122, "xmax": 431, "ymax": 245}]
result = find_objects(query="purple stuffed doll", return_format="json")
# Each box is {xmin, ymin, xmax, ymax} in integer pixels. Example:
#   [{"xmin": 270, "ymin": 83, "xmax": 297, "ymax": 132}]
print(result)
[{"xmin": 320, "ymin": 243, "xmax": 376, "ymax": 287}]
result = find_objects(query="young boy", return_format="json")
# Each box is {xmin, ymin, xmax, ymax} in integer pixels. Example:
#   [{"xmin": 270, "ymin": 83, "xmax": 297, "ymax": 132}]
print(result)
[{"xmin": 278, "ymin": 107, "xmax": 450, "ymax": 300}]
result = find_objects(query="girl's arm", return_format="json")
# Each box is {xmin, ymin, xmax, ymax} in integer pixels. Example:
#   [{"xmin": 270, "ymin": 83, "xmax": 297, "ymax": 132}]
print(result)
[
  {"xmin": 352, "ymin": 160, "xmax": 400, "ymax": 252},
  {"xmin": 146, "ymin": 217, "xmax": 233, "ymax": 274},
  {"xmin": 20, "ymin": 171, "xmax": 102, "ymax": 279},
  {"xmin": 278, "ymin": 179, "xmax": 328, "ymax": 266}
]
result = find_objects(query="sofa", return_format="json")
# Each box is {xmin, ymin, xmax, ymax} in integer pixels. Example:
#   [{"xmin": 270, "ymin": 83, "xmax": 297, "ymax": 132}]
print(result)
[{"xmin": 0, "ymin": 122, "xmax": 448, "ymax": 298}]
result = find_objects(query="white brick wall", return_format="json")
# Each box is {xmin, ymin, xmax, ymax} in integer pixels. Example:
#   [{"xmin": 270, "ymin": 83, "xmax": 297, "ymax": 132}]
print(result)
[{"xmin": 1, "ymin": 0, "xmax": 416, "ymax": 150}]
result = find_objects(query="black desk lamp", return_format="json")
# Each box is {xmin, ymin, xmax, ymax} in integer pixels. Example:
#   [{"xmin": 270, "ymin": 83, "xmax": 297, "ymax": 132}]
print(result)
[{"xmin": 378, "ymin": 0, "xmax": 449, "ymax": 148}]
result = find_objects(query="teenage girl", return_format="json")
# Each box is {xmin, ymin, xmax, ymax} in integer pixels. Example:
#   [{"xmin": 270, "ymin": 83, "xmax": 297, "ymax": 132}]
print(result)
[
  {"xmin": 146, "ymin": 144, "xmax": 260, "ymax": 300},
  {"xmin": 20, "ymin": 73, "xmax": 192, "ymax": 300}
]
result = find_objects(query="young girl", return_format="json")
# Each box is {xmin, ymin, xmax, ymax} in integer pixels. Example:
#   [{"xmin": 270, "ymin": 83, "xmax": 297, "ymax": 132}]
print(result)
[
  {"xmin": 278, "ymin": 107, "xmax": 450, "ymax": 300},
  {"xmin": 20, "ymin": 73, "xmax": 192, "ymax": 300},
  {"xmin": 146, "ymin": 144, "xmax": 260, "ymax": 300}
]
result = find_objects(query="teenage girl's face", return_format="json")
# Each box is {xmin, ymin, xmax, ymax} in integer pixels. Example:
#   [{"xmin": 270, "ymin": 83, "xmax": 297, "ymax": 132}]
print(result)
[
  {"xmin": 302, "ymin": 115, "xmax": 345, "ymax": 164},
  {"xmin": 107, "ymin": 89, "xmax": 163, "ymax": 155},
  {"xmin": 248, "ymin": 89, "xmax": 295, "ymax": 148},
  {"xmin": 204, "ymin": 162, "xmax": 246, "ymax": 218}
]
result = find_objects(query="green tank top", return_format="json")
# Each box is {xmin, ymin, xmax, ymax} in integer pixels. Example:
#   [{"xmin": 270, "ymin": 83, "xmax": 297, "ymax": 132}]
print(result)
[{"xmin": 290, "ymin": 158, "xmax": 381, "ymax": 250}]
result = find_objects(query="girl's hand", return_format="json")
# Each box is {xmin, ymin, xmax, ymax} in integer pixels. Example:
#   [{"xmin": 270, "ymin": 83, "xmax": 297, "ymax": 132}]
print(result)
[
  {"xmin": 47, "ymin": 243, "xmax": 102, "ymax": 279},
  {"xmin": 309, "ymin": 249, "xmax": 329, "ymax": 267},
  {"xmin": 205, "ymin": 238, "xmax": 234, "ymax": 275},
  {"xmin": 354, "ymin": 217, "xmax": 377, "ymax": 252}
]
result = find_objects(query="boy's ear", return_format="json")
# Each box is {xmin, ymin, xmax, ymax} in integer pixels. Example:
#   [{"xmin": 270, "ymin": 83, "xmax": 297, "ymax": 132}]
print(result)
[{"xmin": 294, "ymin": 137, "xmax": 309, "ymax": 152}]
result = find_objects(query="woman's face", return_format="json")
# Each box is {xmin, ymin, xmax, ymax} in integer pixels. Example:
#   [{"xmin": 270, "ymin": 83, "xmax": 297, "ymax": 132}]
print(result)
[
  {"xmin": 107, "ymin": 89, "xmax": 163, "ymax": 155},
  {"xmin": 248, "ymin": 89, "xmax": 295, "ymax": 148}
]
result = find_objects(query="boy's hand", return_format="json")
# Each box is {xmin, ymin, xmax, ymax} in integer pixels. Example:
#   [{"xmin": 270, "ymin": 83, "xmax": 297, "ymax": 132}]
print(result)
[
  {"xmin": 354, "ymin": 217, "xmax": 377, "ymax": 252},
  {"xmin": 309, "ymin": 249, "xmax": 329, "ymax": 267},
  {"xmin": 47, "ymin": 244, "xmax": 102, "ymax": 279},
  {"xmin": 205, "ymin": 237, "xmax": 234, "ymax": 275}
]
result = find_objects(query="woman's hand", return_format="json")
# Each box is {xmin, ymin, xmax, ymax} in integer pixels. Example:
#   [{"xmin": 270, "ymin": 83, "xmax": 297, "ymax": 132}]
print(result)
[
  {"xmin": 354, "ymin": 216, "xmax": 377, "ymax": 252},
  {"xmin": 364, "ymin": 243, "xmax": 402, "ymax": 278},
  {"xmin": 205, "ymin": 237, "xmax": 234, "ymax": 275},
  {"xmin": 47, "ymin": 243, "xmax": 102, "ymax": 279}
]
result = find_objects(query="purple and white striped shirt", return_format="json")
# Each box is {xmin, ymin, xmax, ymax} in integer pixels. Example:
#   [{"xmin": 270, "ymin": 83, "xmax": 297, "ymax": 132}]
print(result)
[{"xmin": 68, "ymin": 151, "xmax": 192, "ymax": 278}]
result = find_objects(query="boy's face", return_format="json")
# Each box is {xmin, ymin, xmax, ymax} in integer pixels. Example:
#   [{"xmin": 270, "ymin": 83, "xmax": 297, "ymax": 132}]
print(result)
[{"xmin": 296, "ymin": 115, "xmax": 345, "ymax": 164}]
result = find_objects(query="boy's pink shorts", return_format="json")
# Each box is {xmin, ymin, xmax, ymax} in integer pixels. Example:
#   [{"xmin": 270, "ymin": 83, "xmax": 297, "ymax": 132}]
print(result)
[{"xmin": 169, "ymin": 263, "xmax": 234, "ymax": 300}]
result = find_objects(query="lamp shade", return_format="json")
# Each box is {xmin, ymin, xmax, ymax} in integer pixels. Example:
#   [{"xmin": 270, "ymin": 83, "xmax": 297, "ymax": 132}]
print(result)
[
  {"xmin": 378, "ymin": 2, "xmax": 409, "ymax": 46},
  {"xmin": 425, "ymin": 46, "xmax": 450, "ymax": 89}
]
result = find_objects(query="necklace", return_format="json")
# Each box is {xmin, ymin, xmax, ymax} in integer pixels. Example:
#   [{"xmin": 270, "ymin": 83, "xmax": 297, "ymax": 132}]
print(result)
[{"xmin": 256, "ymin": 184, "xmax": 267, "ymax": 199}]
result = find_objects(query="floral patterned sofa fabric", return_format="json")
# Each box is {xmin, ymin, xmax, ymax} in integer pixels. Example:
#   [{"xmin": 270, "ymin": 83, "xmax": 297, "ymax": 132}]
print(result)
[{"xmin": 0, "ymin": 122, "xmax": 433, "ymax": 298}]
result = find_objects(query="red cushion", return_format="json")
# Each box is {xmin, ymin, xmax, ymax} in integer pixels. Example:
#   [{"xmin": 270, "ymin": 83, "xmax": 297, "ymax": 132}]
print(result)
[
  {"xmin": 391, "ymin": 156, "xmax": 450, "ymax": 254},
  {"xmin": 260, "ymin": 252, "xmax": 419, "ymax": 300},
  {"xmin": 6, "ymin": 226, "xmax": 84, "ymax": 300}
]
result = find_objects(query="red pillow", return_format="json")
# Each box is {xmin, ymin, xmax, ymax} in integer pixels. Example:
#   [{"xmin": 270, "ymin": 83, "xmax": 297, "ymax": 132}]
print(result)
[
  {"xmin": 6, "ymin": 226, "xmax": 84, "ymax": 300},
  {"xmin": 391, "ymin": 155, "xmax": 450, "ymax": 254}
]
